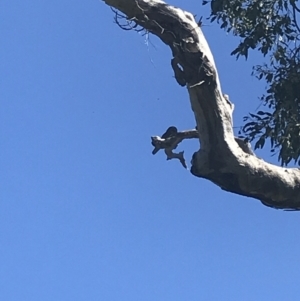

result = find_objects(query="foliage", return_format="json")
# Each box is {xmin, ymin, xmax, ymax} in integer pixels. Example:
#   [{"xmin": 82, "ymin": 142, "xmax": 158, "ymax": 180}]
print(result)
[{"xmin": 203, "ymin": 0, "xmax": 300, "ymax": 165}]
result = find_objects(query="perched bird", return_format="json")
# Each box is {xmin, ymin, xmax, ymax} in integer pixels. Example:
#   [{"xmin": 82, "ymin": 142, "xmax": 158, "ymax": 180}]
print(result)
[
  {"xmin": 161, "ymin": 126, "xmax": 178, "ymax": 139},
  {"xmin": 152, "ymin": 126, "xmax": 178, "ymax": 155}
]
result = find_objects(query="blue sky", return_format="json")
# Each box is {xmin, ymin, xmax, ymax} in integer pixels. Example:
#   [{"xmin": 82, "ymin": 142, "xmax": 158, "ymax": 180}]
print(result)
[{"xmin": 1, "ymin": 0, "xmax": 300, "ymax": 300}]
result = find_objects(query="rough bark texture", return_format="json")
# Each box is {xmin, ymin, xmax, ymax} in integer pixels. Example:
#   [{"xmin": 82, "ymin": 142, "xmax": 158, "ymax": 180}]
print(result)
[{"xmin": 102, "ymin": 0, "xmax": 300, "ymax": 210}]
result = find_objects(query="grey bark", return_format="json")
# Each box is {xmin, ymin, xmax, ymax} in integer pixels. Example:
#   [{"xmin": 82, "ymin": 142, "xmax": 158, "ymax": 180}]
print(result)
[{"xmin": 102, "ymin": 0, "xmax": 300, "ymax": 210}]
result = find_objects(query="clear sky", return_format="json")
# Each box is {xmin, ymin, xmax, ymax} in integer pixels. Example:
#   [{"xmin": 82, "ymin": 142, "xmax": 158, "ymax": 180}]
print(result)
[{"xmin": 1, "ymin": 1, "xmax": 300, "ymax": 300}]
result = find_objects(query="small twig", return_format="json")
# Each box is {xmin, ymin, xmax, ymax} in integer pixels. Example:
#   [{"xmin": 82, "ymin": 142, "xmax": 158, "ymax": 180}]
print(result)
[
  {"xmin": 291, "ymin": 4, "xmax": 300, "ymax": 34},
  {"xmin": 111, "ymin": 7, "xmax": 145, "ymax": 33},
  {"xmin": 152, "ymin": 20, "xmax": 165, "ymax": 34}
]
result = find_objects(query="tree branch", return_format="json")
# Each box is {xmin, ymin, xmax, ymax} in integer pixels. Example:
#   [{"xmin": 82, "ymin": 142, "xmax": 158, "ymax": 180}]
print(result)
[{"xmin": 102, "ymin": 0, "xmax": 300, "ymax": 210}]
